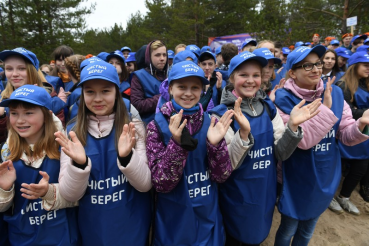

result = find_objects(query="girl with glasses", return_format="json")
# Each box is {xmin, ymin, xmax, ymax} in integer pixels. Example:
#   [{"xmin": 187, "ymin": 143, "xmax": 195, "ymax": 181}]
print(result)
[{"xmin": 274, "ymin": 46, "xmax": 369, "ymax": 245}]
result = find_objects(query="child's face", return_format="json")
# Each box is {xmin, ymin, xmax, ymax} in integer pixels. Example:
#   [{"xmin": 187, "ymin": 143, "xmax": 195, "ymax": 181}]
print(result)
[
  {"xmin": 337, "ymin": 56, "xmax": 348, "ymax": 68},
  {"xmin": 232, "ymin": 61, "xmax": 262, "ymax": 98},
  {"xmin": 357, "ymin": 63, "xmax": 369, "ymax": 79},
  {"xmin": 5, "ymin": 56, "xmax": 28, "ymax": 89},
  {"xmin": 262, "ymin": 60, "xmax": 274, "ymax": 83},
  {"xmin": 290, "ymin": 53, "xmax": 322, "ymax": 90},
  {"xmin": 198, "ymin": 59, "xmax": 216, "ymax": 78},
  {"xmin": 109, "ymin": 57, "xmax": 122, "ymax": 75},
  {"xmin": 126, "ymin": 62, "xmax": 135, "ymax": 73},
  {"xmin": 122, "ymin": 51, "xmax": 130, "ymax": 59},
  {"xmin": 151, "ymin": 46, "xmax": 167, "ymax": 71},
  {"xmin": 169, "ymin": 77, "xmax": 202, "ymax": 109},
  {"xmin": 9, "ymin": 105, "xmax": 44, "ymax": 144},
  {"xmin": 83, "ymin": 80, "xmax": 117, "ymax": 116}
]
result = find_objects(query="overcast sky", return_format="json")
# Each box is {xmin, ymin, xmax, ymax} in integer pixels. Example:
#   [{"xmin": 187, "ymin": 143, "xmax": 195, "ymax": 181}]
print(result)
[{"xmin": 82, "ymin": 0, "xmax": 148, "ymax": 30}]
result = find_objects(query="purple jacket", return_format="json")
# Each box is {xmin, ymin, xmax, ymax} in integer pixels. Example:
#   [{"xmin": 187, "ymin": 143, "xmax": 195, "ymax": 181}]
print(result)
[{"xmin": 146, "ymin": 101, "xmax": 232, "ymax": 193}]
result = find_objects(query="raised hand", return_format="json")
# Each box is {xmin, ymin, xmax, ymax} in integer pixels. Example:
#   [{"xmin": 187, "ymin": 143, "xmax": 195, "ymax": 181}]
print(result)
[
  {"xmin": 21, "ymin": 171, "xmax": 49, "ymax": 200},
  {"xmin": 207, "ymin": 110, "xmax": 234, "ymax": 146},
  {"xmin": 231, "ymin": 97, "xmax": 250, "ymax": 141},
  {"xmin": 118, "ymin": 123, "xmax": 136, "ymax": 157},
  {"xmin": 323, "ymin": 76, "xmax": 335, "ymax": 109},
  {"xmin": 215, "ymin": 71, "xmax": 223, "ymax": 89},
  {"xmin": 0, "ymin": 160, "xmax": 16, "ymax": 191},
  {"xmin": 169, "ymin": 109, "xmax": 187, "ymax": 144},
  {"xmin": 55, "ymin": 131, "xmax": 86, "ymax": 165},
  {"xmin": 359, "ymin": 109, "xmax": 369, "ymax": 131},
  {"xmin": 288, "ymin": 98, "xmax": 322, "ymax": 132},
  {"xmin": 269, "ymin": 78, "xmax": 286, "ymax": 102}
]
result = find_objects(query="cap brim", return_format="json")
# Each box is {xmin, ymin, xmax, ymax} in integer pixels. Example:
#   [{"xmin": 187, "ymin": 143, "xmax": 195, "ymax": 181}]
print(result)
[
  {"xmin": 199, "ymin": 52, "xmax": 216, "ymax": 62},
  {"xmin": 0, "ymin": 98, "xmax": 48, "ymax": 109},
  {"xmin": 270, "ymin": 57, "xmax": 282, "ymax": 65},
  {"xmin": 294, "ymin": 45, "xmax": 326, "ymax": 65},
  {"xmin": 79, "ymin": 75, "xmax": 119, "ymax": 87},
  {"xmin": 0, "ymin": 50, "xmax": 33, "ymax": 65},
  {"xmin": 106, "ymin": 54, "xmax": 124, "ymax": 63},
  {"xmin": 170, "ymin": 74, "xmax": 209, "ymax": 85}
]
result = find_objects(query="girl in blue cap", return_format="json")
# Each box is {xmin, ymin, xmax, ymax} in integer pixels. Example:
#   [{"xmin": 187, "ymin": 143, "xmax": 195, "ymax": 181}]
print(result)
[
  {"xmin": 274, "ymin": 46, "xmax": 369, "ymax": 245},
  {"xmin": 321, "ymin": 50, "xmax": 345, "ymax": 84},
  {"xmin": 0, "ymin": 48, "xmax": 67, "ymax": 141},
  {"xmin": 329, "ymin": 52, "xmax": 369, "ymax": 215},
  {"xmin": 147, "ymin": 61, "xmax": 250, "ymax": 245},
  {"xmin": 131, "ymin": 40, "xmax": 168, "ymax": 124},
  {"xmin": 54, "ymin": 61, "xmax": 151, "ymax": 246},
  {"xmin": 0, "ymin": 85, "xmax": 79, "ymax": 245},
  {"xmin": 106, "ymin": 50, "xmax": 130, "ymax": 99},
  {"xmin": 210, "ymin": 51, "xmax": 319, "ymax": 246}
]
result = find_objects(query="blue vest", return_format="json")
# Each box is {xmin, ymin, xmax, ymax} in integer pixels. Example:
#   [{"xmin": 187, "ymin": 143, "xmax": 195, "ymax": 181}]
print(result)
[
  {"xmin": 212, "ymin": 80, "xmax": 227, "ymax": 107},
  {"xmin": 271, "ymin": 71, "xmax": 283, "ymax": 89},
  {"xmin": 68, "ymin": 98, "xmax": 131, "ymax": 121},
  {"xmin": 153, "ymin": 111, "xmax": 225, "ymax": 245},
  {"xmin": 4, "ymin": 157, "xmax": 79, "ymax": 245},
  {"xmin": 67, "ymin": 87, "xmax": 82, "ymax": 108},
  {"xmin": 133, "ymin": 69, "xmax": 162, "ymax": 124},
  {"xmin": 119, "ymin": 81, "xmax": 130, "ymax": 94},
  {"xmin": 339, "ymin": 86, "xmax": 369, "ymax": 159},
  {"xmin": 63, "ymin": 81, "xmax": 74, "ymax": 92},
  {"xmin": 67, "ymin": 123, "xmax": 151, "ymax": 246},
  {"xmin": 50, "ymin": 96, "xmax": 66, "ymax": 115},
  {"xmin": 0, "ymin": 213, "xmax": 9, "ymax": 246},
  {"xmin": 275, "ymin": 86, "xmax": 343, "ymax": 220},
  {"xmin": 322, "ymin": 71, "xmax": 345, "ymax": 85},
  {"xmin": 45, "ymin": 75, "xmax": 64, "ymax": 94},
  {"xmin": 210, "ymin": 99, "xmax": 277, "ymax": 244}
]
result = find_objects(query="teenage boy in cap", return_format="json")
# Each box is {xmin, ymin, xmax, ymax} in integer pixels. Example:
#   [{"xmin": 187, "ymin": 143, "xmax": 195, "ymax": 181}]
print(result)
[
  {"xmin": 350, "ymin": 34, "xmax": 367, "ymax": 53},
  {"xmin": 311, "ymin": 33, "xmax": 320, "ymax": 47},
  {"xmin": 342, "ymin": 33, "xmax": 353, "ymax": 49},
  {"xmin": 241, "ymin": 40, "xmax": 257, "ymax": 52},
  {"xmin": 120, "ymin": 46, "xmax": 131, "ymax": 59}
]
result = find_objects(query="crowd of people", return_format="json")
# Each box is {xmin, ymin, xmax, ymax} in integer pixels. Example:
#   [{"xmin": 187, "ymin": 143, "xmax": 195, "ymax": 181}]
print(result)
[{"xmin": 0, "ymin": 31, "xmax": 368, "ymax": 246}]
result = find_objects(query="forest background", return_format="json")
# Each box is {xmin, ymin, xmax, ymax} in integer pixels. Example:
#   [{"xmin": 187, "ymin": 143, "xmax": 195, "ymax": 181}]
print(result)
[{"xmin": 0, "ymin": 0, "xmax": 368, "ymax": 63}]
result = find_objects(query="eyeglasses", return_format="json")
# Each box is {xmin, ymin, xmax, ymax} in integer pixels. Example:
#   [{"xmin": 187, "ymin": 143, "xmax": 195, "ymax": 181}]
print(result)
[{"xmin": 294, "ymin": 61, "xmax": 324, "ymax": 71}]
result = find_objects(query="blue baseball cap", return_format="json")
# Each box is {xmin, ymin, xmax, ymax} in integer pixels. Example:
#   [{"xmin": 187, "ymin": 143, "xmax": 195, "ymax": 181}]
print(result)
[
  {"xmin": 351, "ymin": 35, "xmax": 368, "ymax": 45},
  {"xmin": 365, "ymin": 38, "xmax": 369, "ymax": 45},
  {"xmin": 356, "ymin": 45, "xmax": 369, "ymax": 53},
  {"xmin": 198, "ymin": 51, "xmax": 216, "ymax": 62},
  {"xmin": 253, "ymin": 48, "xmax": 281, "ymax": 65},
  {"xmin": 285, "ymin": 45, "xmax": 326, "ymax": 71},
  {"xmin": 330, "ymin": 40, "xmax": 340, "ymax": 46},
  {"xmin": 79, "ymin": 61, "xmax": 120, "ymax": 87},
  {"xmin": 215, "ymin": 46, "xmax": 222, "ymax": 55},
  {"xmin": 0, "ymin": 85, "xmax": 52, "ymax": 110},
  {"xmin": 168, "ymin": 61, "xmax": 209, "ymax": 85},
  {"xmin": 125, "ymin": 52, "xmax": 136, "ymax": 63},
  {"xmin": 173, "ymin": 50, "xmax": 198, "ymax": 65},
  {"xmin": 200, "ymin": 46, "xmax": 211, "ymax": 54},
  {"xmin": 186, "ymin": 45, "xmax": 201, "ymax": 57},
  {"xmin": 304, "ymin": 42, "xmax": 311, "ymax": 46},
  {"xmin": 80, "ymin": 57, "xmax": 104, "ymax": 71},
  {"xmin": 120, "ymin": 46, "xmax": 131, "ymax": 52},
  {"xmin": 168, "ymin": 50, "xmax": 174, "ymax": 59},
  {"xmin": 282, "ymin": 47, "xmax": 291, "ymax": 55},
  {"xmin": 241, "ymin": 40, "xmax": 257, "ymax": 50},
  {"xmin": 335, "ymin": 47, "xmax": 352, "ymax": 58},
  {"xmin": 97, "ymin": 52, "xmax": 109, "ymax": 61},
  {"xmin": 228, "ymin": 51, "xmax": 268, "ymax": 77},
  {"xmin": 0, "ymin": 47, "xmax": 39, "ymax": 70},
  {"xmin": 294, "ymin": 41, "xmax": 304, "ymax": 48},
  {"xmin": 348, "ymin": 52, "xmax": 369, "ymax": 67},
  {"xmin": 106, "ymin": 50, "xmax": 125, "ymax": 63}
]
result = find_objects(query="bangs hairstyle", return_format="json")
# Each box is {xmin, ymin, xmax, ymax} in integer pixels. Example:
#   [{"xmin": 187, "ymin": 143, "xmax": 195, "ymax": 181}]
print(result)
[
  {"xmin": 321, "ymin": 50, "xmax": 340, "ymax": 76},
  {"xmin": 150, "ymin": 40, "xmax": 166, "ymax": 52},
  {"xmin": 339, "ymin": 63, "xmax": 369, "ymax": 102},
  {"xmin": 65, "ymin": 54, "xmax": 86, "ymax": 82},
  {"xmin": 127, "ymin": 61, "xmax": 138, "ymax": 72},
  {"xmin": 70, "ymin": 85, "xmax": 130, "ymax": 149},
  {"xmin": 7, "ymin": 101, "xmax": 60, "ymax": 161},
  {"xmin": 108, "ymin": 56, "xmax": 129, "ymax": 82},
  {"xmin": 228, "ymin": 60, "xmax": 263, "ymax": 91},
  {"xmin": 1, "ymin": 58, "xmax": 42, "ymax": 100},
  {"xmin": 198, "ymin": 53, "xmax": 215, "ymax": 63},
  {"xmin": 51, "ymin": 45, "xmax": 74, "ymax": 76}
]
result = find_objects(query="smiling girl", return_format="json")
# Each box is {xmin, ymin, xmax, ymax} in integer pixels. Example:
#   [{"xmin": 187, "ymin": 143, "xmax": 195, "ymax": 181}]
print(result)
[
  {"xmin": 54, "ymin": 61, "xmax": 151, "ymax": 245},
  {"xmin": 321, "ymin": 50, "xmax": 345, "ymax": 84},
  {"xmin": 0, "ymin": 85, "xmax": 79, "ymax": 245},
  {"xmin": 274, "ymin": 46, "xmax": 369, "ymax": 245},
  {"xmin": 210, "ymin": 51, "xmax": 318, "ymax": 246}
]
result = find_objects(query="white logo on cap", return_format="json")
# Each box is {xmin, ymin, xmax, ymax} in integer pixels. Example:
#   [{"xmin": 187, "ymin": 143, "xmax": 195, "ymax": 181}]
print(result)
[
  {"xmin": 240, "ymin": 52, "xmax": 256, "ymax": 60},
  {"xmin": 182, "ymin": 63, "xmax": 199, "ymax": 73},
  {"xmin": 262, "ymin": 50, "xmax": 273, "ymax": 56},
  {"xmin": 87, "ymin": 64, "xmax": 107, "ymax": 74},
  {"xmin": 14, "ymin": 87, "xmax": 35, "ymax": 97},
  {"xmin": 13, "ymin": 48, "xmax": 28, "ymax": 54},
  {"xmin": 296, "ymin": 47, "xmax": 309, "ymax": 53}
]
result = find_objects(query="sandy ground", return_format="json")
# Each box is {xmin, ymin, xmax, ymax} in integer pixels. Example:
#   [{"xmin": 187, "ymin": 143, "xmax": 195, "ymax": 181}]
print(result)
[{"xmin": 261, "ymin": 184, "xmax": 369, "ymax": 246}]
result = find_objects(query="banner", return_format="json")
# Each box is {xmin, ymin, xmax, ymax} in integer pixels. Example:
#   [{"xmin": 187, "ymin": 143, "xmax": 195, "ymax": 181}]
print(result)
[{"xmin": 208, "ymin": 33, "xmax": 255, "ymax": 52}]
